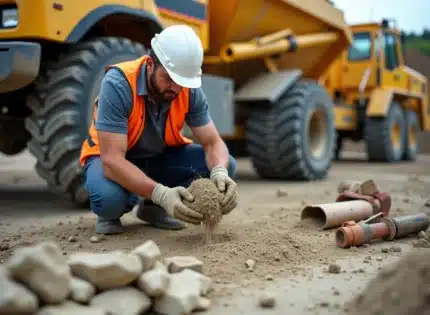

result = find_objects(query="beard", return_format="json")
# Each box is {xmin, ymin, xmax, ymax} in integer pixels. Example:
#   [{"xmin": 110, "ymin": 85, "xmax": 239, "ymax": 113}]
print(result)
[{"xmin": 149, "ymin": 71, "xmax": 178, "ymax": 103}]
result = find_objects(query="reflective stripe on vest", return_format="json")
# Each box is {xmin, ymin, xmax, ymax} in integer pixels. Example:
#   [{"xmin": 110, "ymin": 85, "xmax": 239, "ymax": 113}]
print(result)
[{"xmin": 79, "ymin": 55, "xmax": 192, "ymax": 166}]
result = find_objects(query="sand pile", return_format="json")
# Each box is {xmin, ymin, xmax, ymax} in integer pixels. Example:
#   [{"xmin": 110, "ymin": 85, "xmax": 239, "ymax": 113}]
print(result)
[
  {"xmin": 347, "ymin": 249, "xmax": 430, "ymax": 315},
  {"xmin": 184, "ymin": 178, "xmax": 223, "ymax": 243}
]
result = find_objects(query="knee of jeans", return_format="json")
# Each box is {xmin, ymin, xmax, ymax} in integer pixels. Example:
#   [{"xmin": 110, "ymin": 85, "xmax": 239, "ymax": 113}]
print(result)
[
  {"xmin": 228, "ymin": 155, "xmax": 237, "ymax": 178},
  {"xmin": 87, "ymin": 184, "xmax": 128, "ymax": 220}
]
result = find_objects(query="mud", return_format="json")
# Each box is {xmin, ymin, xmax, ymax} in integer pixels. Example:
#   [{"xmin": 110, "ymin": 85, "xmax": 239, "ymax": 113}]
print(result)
[{"xmin": 184, "ymin": 178, "xmax": 223, "ymax": 243}]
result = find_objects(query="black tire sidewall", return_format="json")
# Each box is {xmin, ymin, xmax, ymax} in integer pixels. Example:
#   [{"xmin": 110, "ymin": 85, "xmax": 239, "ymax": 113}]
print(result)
[
  {"xmin": 79, "ymin": 41, "xmax": 147, "ymax": 138},
  {"xmin": 405, "ymin": 110, "xmax": 419, "ymax": 159},
  {"xmin": 300, "ymin": 84, "xmax": 336, "ymax": 175},
  {"xmin": 387, "ymin": 102, "xmax": 406, "ymax": 161}
]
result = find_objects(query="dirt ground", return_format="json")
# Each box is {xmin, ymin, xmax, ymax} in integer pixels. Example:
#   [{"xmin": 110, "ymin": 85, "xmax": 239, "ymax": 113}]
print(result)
[{"xmin": 1, "ymin": 148, "xmax": 430, "ymax": 314}]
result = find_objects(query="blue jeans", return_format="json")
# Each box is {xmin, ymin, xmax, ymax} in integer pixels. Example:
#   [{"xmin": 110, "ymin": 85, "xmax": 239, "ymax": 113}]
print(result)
[{"xmin": 82, "ymin": 144, "xmax": 236, "ymax": 220}]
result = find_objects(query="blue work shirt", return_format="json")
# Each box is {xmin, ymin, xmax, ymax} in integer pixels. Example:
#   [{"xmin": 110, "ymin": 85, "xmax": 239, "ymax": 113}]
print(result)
[{"xmin": 94, "ymin": 62, "xmax": 211, "ymax": 159}]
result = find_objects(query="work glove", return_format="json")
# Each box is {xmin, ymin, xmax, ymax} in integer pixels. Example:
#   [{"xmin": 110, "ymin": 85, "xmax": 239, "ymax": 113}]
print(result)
[
  {"xmin": 210, "ymin": 165, "xmax": 238, "ymax": 215},
  {"xmin": 151, "ymin": 184, "xmax": 203, "ymax": 225}
]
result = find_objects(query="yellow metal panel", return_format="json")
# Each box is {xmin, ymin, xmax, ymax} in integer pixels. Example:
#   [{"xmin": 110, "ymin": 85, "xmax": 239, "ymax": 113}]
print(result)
[
  {"xmin": 334, "ymin": 106, "xmax": 357, "ymax": 130},
  {"xmin": 366, "ymin": 88, "xmax": 393, "ymax": 116}
]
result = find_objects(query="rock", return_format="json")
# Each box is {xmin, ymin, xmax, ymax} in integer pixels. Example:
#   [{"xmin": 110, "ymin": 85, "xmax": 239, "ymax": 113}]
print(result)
[
  {"xmin": 36, "ymin": 301, "xmax": 106, "ymax": 315},
  {"xmin": 153, "ymin": 269, "xmax": 203, "ymax": 315},
  {"xmin": 417, "ymin": 231, "xmax": 427, "ymax": 239},
  {"xmin": 390, "ymin": 246, "xmax": 402, "ymax": 252},
  {"xmin": 0, "ymin": 272, "xmax": 39, "ymax": 315},
  {"xmin": 5, "ymin": 242, "xmax": 71, "ymax": 304},
  {"xmin": 164, "ymin": 256, "xmax": 203, "ymax": 274},
  {"xmin": 259, "ymin": 291, "xmax": 276, "ymax": 308},
  {"xmin": 245, "ymin": 259, "xmax": 255, "ymax": 269},
  {"xmin": 194, "ymin": 297, "xmax": 211, "ymax": 312},
  {"xmin": 381, "ymin": 248, "xmax": 389, "ymax": 253},
  {"xmin": 376, "ymin": 257, "xmax": 383, "ymax": 262},
  {"xmin": 70, "ymin": 277, "xmax": 96, "ymax": 304},
  {"xmin": 276, "ymin": 188, "xmax": 288, "ymax": 197},
  {"xmin": 136, "ymin": 266, "xmax": 170, "ymax": 297},
  {"xmin": 265, "ymin": 274, "xmax": 274, "ymax": 281},
  {"xmin": 90, "ymin": 287, "xmax": 151, "ymax": 315},
  {"xmin": 131, "ymin": 240, "xmax": 161, "ymax": 271},
  {"xmin": 90, "ymin": 236, "xmax": 100, "ymax": 244},
  {"xmin": 68, "ymin": 251, "xmax": 142, "ymax": 290},
  {"xmin": 338, "ymin": 180, "xmax": 362, "ymax": 194},
  {"xmin": 68, "ymin": 236, "xmax": 76, "ymax": 243},
  {"xmin": 425, "ymin": 200, "xmax": 430, "ymax": 207},
  {"xmin": 413, "ymin": 239, "xmax": 430, "ymax": 249},
  {"xmin": 328, "ymin": 263, "xmax": 341, "ymax": 274}
]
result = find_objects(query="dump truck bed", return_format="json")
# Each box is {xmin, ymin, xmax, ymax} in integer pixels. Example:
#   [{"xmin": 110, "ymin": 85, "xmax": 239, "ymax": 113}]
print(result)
[{"xmin": 203, "ymin": 0, "xmax": 352, "ymax": 85}]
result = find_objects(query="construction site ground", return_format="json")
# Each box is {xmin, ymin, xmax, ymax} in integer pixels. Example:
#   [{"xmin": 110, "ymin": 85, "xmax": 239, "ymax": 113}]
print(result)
[{"xmin": 1, "ymin": 141, "xmax": 430, "ymax": 314}]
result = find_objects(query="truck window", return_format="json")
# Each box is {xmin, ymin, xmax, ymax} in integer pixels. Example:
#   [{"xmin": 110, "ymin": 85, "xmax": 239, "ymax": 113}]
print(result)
[
  {"xmin": 348, "ymin": 32, "xmax": 372, "ymax": 61},
  {"xmin": 383, "ymin": 32, "xmax": 399, "ymax": 70}
]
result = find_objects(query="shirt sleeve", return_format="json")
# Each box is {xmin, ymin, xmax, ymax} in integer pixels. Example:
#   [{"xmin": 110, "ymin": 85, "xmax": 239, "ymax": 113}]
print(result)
[
  {"xmin": 186, "ymin": 87, "xmax": 212, "ymax": 127},
  {"xmin": 95, "ymin": 69, "xmax": 133, "ymax": 135}
]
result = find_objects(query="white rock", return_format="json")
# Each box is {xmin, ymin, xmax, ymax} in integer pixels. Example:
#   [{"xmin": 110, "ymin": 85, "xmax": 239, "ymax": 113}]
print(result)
[
  {"xmin": 0, "ymin": 272, "xmax": 39, "ymax": 315},
  {"xmin": 164, "ymin": 256, "xmax": 203, "ymax": 274},
  {"xmin": 194, "ymin": 297, "xmax": 211, "ymax": 312},
  {"xmin": 131, "ymin": 240, "xmax": 161, "ymax": 271},
  {"xmin": 153, "ymin": 269, "xmax": 203, "ymax": 315},
  {"xmin": 90, "ymin": 287, "xmax": 151, "ymax": 315},
  {"xmin": 196, "ymin": 272, "xmax": 212, "ymax": 296},
  {"xmin": 136, "ymin": 267, "xmax": 170, "ymax": 297},
  {"xmin": 68, "ymin": 251, "xmax": 142, "ymax": 290},
  {"xmin": 6, "ymin": 242, "xmax": 71, "ymax": 304},
  {"xmin": 245, "ymin": 259, "xmax": 255, "ymax": 269},
  {"xmin": 36, "ymin": 301, "xmax": 106, "ymax": 315},
  {"xmin": 70, "ymin": 277, "xmax": 96, "ymax": 303}
]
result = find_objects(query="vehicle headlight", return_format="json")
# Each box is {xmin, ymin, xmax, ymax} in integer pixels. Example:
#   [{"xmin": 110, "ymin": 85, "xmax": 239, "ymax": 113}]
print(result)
[{"xmin": 2, "ymin": 8, "xmax": 18, "ymax": 28}]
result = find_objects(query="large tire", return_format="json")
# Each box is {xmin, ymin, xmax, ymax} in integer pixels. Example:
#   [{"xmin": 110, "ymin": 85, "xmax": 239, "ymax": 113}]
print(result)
[
  {"xmin": 25, "ymin": 37, "xmax": 147, "ymax": 207},
  {"xmin": 364, "ymin": 101, "xmax": 406, "ymax": 162},
  {"xmin": 403, "ymin": 110, "xmax": 420, "ymax": 160},
  {"xmin": 246, "ymin": 80, "xmax": 336, "ymax": 180}
]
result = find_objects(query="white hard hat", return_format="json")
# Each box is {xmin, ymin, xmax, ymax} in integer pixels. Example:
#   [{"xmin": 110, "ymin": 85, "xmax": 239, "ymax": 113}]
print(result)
[{"xmin": 151, "ymin": 25, "xmax": 204, "ymax": 89}]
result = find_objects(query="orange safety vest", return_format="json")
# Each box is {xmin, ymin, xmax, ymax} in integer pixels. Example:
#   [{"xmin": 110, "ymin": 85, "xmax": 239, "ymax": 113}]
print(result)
[{"xmin": 79, "ymin": 55, "xmax": 192, "ymax": 166}]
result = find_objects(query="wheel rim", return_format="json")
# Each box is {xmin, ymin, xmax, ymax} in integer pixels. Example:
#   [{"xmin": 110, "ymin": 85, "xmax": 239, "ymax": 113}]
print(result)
[
  {"xmin": 390, "ymin": 121, "xmax": 401, "ymax": 150},
  {"xmin": 408, "ymin": 125, "xmax": 417, "ymax": 150},
  {"xmin": 307, "ymin": 109, "xmax": 328, "ymax": 159}
]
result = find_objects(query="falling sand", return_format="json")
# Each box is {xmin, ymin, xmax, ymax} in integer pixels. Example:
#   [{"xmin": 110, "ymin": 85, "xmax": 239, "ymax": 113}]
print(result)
[{"xmin": 184, "ymin": 178, "xmax": 223, "ymax": 243}]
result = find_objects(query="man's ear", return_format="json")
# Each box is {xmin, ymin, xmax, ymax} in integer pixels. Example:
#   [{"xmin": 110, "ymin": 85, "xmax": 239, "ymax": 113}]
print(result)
[{"xmin": 146, "ymin": 57, "xmax": 154, "ymax": 74}]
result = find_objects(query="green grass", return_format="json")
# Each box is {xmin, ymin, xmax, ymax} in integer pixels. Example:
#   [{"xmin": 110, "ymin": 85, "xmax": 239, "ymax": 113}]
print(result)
[{"xmin": 405, "ymin": 39, "xmax": 430, "ymax": 56}]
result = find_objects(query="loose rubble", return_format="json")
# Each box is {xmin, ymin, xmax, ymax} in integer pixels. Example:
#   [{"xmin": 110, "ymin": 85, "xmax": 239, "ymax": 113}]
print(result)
[
  {"xmin": 347, "ymin": 249, "xmax": 430, "ymax": 315},
  {"xmin": 0, "ymin": 240, "xmax": 213, "ymax": 315}
]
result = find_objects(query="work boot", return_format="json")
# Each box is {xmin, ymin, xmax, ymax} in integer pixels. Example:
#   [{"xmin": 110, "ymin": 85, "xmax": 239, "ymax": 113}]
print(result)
[
  {"xmin": 95, "ymin": 217, "xmax": 123, "ymax": 235},
  {"xmin": 135, "ymin": 200, "xmax": 186, "ymax": 230}
]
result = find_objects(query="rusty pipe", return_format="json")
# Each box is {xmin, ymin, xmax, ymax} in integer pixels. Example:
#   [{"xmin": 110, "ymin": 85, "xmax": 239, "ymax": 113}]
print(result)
[{"xmin": 336, "ymin": 213, "xmax": 430, "ymax": 248}]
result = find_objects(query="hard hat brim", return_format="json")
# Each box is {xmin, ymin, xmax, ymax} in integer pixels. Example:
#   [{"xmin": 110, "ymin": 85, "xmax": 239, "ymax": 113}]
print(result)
[{"xmin": 165, "ymin": 67, "xmax": 202, "ymax": 89}]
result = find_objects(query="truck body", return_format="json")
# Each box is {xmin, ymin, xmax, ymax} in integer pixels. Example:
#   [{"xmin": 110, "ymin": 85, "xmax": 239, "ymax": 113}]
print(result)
[{"xmin": 321, "ymin": 20, "xmax": 429, "ymax": 161}]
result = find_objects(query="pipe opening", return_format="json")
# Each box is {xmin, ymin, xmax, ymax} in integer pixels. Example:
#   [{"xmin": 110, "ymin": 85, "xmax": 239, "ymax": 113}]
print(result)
[
  {"xmin": 335, "ymin": 229, "xmax": 347, "ymax": 248},
  {"xmin": 300, "ymin": 206, "xmax": 327, "ymax": 229},
  {"xmin": 225, "ymin": 48, "xmax": 233, "ymax": 56}
]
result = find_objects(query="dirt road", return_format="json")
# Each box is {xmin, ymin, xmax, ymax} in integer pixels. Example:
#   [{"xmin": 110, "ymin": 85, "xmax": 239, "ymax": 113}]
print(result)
[{"xmin": 1, "ymin": 150, "xmax": 429, "ymax": 314}]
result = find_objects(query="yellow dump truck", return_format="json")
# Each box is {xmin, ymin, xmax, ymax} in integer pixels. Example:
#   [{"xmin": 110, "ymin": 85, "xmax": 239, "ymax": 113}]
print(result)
[
  {"xmin": 320, "ymin": 19, "xmax": 430, "ymax": 162},
  {"xmin": 0, "ymin": 0, "xmax": 351, "ymax": 206}
]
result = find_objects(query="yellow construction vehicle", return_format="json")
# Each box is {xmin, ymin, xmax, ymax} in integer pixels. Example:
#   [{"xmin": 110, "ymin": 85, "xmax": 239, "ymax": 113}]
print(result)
[
  {"xmin": 320, "ymin": 19, "xmax": 430, "ymax": 162},
  {"xmin": 0, "ymin": 0, "xmax": 351, "ymax": 207}
]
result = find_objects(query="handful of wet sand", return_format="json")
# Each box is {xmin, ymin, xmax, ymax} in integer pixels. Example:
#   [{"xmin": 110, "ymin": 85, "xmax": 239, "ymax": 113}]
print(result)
[{"xmin": 183, "ymin": 178, "xmax": 223, "ymax": 243}]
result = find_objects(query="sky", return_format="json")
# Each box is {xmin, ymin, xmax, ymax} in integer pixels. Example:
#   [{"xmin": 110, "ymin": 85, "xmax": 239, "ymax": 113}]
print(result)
[{"xmin": 331, "ymin": 0, "xmax": 429, "ymax": 34}]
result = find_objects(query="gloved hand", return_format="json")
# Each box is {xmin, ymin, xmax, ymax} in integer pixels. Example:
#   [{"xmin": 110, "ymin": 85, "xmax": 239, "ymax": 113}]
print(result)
[
  {"xmin": 151, "ymin": 184, "xmax": 203, "ymax": 225},
  {"xmin": 210, "ymin": 165, "xmax": 238, "ymax": 215}
]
